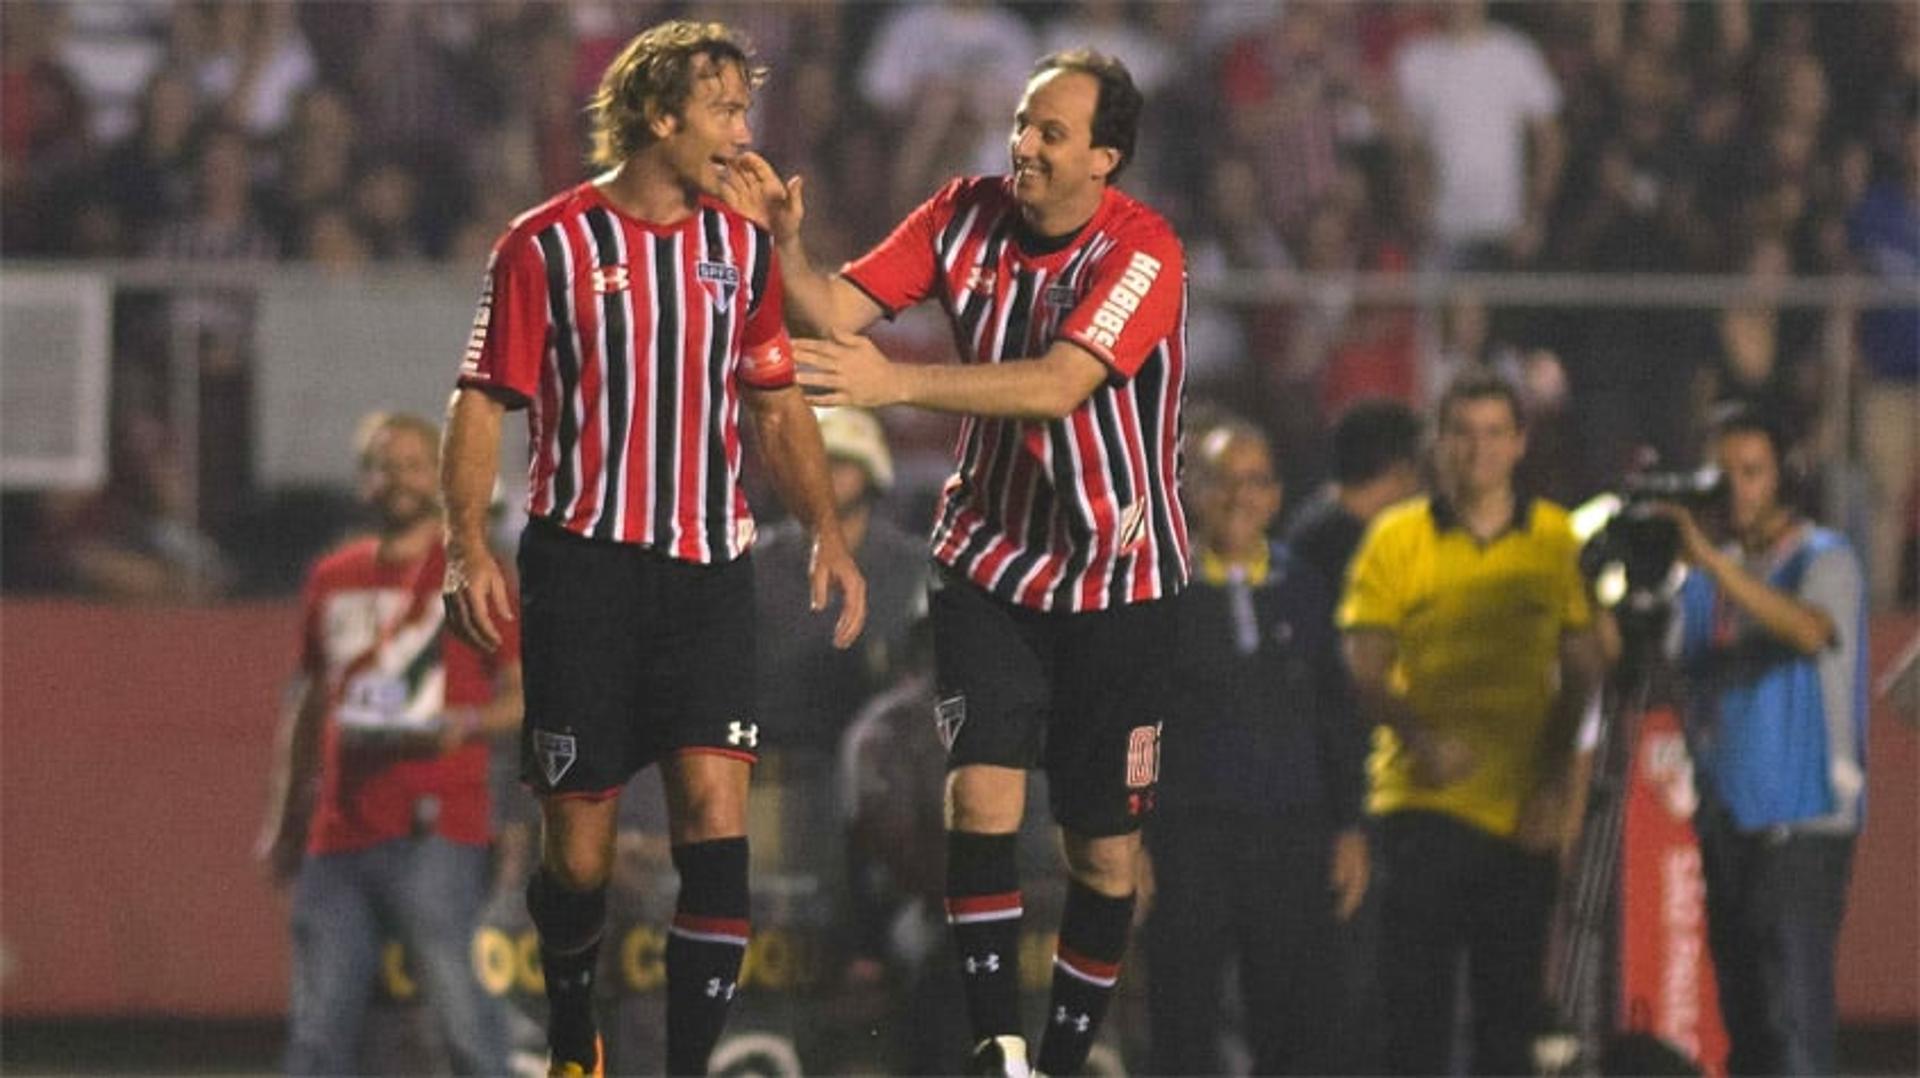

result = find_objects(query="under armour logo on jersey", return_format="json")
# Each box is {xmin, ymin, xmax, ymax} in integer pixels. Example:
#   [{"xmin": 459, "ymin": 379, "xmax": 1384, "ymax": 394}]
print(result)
[
  {"xmin": 1053, "ymin": 1006, "xmax": 1091, "ymax": 1033},
  {"xmin": 697, "ymin": 260, "xmax": 739, "ymax": 310},
  {"xmin": 590, "ymin": 265, "xmax": 631, "ymax": 294},
  {"xmin": 964, "ymin": 952, "xmax": 1001, "ymax": 975},
  {"xmin": 704, "ymin": 977, "xmax": 736, "ymax": 1000},
  {"xmin": 727, "ymin": 720, "xmax": 759, "ymax": 748},
  {"xmin": 964, "ymin": 266, "xmax": 997, "ymax": 293}
]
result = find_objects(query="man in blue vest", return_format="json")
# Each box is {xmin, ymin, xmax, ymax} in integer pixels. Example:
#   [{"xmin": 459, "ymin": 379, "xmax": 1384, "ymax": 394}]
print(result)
[{"xmin": 1661, "ymin": 405, "xmax": 1868, "ymax": 1077}]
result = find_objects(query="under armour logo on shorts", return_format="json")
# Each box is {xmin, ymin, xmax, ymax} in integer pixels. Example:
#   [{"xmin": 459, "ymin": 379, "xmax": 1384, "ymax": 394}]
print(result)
[{"xmin": 727, "ymin": 720, "xmax": 759, "ymax": 748}]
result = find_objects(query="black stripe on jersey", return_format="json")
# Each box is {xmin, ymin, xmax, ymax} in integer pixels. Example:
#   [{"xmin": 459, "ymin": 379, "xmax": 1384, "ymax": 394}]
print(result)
[
  {"xmin": 989, "ymin": 425, "xmax": 1066, "ymax": 606},
  {"xmin": 955, "ymin": 221, "xmax": 1012, "ymax": 352},
  {"xmin": 652, "ymin": 233, "xmax": 681, "ymax": 544},
  {"xmin": 1000, "ymin": 268, "xmax": 1036, "ymax": 365},
  {"xmin": 536, "ymin": 225, "xmax": 581, "ymax": 519},
  {"xmin": 585, "ymin": 208, "xmax": 629, "ymax": 542},
  {"xmin": 953, "ymin": 419, "xmax": 1017, "ymax": 573},
  {"xmin": 746, "ymin": 225, "xmax": 771, "ymax": 318},
  {"xmin": 1093, "ymin": 388, "xmax": 1135, "ymax": 608},
  {"xmin": 1133, "ymin": 340, "xmax": 1180, "ymax": 600},
  {"xmin": 701, "ymin": 210, "xmax": 732, "ymax": 559},
  {"xmin": 1052, "ymin": 393, "xmax": 1121, "ymax": 614}
]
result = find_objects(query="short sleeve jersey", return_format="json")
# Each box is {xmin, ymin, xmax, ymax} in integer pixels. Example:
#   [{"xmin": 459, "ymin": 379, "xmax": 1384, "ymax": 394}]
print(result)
[
  {"xmin": 300, "ymin": 537, "xmax": 519, "ymax": 854},
  {"xmin": 843, "ymin": 177, "xmax": 1190, "ymax": 611},
  {"xmin": 1338, "ymin": 496, "xmax": 1593, "ymax": 837},
  {"xmin": 458, "ymin": 183, "xmax": 793, "ymax": 562}
]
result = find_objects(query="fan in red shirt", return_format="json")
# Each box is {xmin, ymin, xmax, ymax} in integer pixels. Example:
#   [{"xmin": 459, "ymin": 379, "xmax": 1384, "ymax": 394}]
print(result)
[
  {"xmin": 724, "ymin": 48, "xmax": 1186, "ymax": 1078},
  {"xmin": 257, "ymin": 412, "xmax": 520, "ymax": 1076},
  {"xmin": 438, "ymin": 19, "xmax": 866, "ymax": 1078}
]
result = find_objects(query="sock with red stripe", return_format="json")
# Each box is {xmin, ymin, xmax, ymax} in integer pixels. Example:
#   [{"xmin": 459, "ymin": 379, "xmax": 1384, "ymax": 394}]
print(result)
[
  {"xmin": 666, "ymin": 837, "xmax": 750, "ymax": 1076},
  {"xmin": 527, "ymin": 867, "xmax": 608, "ymax": 1070},
  {"xmin": 1036, "ymin": 880, "xmax": 1134, "ymax": 1075},
  {"xmin": 946, "ymin": 830, "xmax": 1024, "ymax": 1040}
]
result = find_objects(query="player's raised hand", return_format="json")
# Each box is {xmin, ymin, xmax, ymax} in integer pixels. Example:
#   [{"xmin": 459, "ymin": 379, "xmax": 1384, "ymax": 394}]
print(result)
[
  {"xmin": 722, "ymin": 151, "xmax": 806, "ymax": 244},
  {"xmin": 442, "ymin": 544, "xmax": 513, "ymax": 653},
  {"xmin": 795, "ymin": 329, "xmax": 901, "ymax": 409},
  {"xmin": 809, "ymin": 529, "xmax": 868, "ymax": 650}
]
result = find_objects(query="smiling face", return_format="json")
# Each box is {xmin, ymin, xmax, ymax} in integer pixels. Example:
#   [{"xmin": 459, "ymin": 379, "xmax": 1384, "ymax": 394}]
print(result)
[
  {"xmin": 1194, "ymin": 430, "xmax": 1283, "ymax": 561},
  {"xmin": 360, "ymin": 424, "xmax": 441, "ymax": 533},
  {"xmin": 652, "ymin": 54, "xmax": 753, "ymax": 199},
  {"xmin": 1009, "ymin": 68, "xmax": 1117, "ymax": 226}
]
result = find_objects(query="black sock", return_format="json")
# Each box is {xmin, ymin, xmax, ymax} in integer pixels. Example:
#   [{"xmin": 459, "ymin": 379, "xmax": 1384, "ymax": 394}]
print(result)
[
  {"xmin": 527, "ymin": 867, "xmax": 608, "ymax": 1068},
  {"xmin": 666, "ymin": 837, "xmax": 750, "ymax": 1076},
  {"xmin": 1036, "ymin": 880, "xmax": 1134, "ymax": 1075},
  {"xmin": 946, "ymin": 831, "xmax": 1024, "ymax": 1041}
]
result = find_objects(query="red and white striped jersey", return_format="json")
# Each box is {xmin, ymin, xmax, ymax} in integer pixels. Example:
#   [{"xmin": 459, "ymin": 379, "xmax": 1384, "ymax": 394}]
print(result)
[
  {"xmin": 457, "ymin": 183, "xmax": 795, "ymax": 562},
  {"xmin": 843, "ymin": 177, "xmax": 1190, "ymax": 611}
]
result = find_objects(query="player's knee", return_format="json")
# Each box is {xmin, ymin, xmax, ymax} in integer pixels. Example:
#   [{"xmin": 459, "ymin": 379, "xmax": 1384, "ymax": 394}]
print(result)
[
  {"xmin": 1061, "ymin": 831, "xmax": 1140, "ymax": 897},
  {"xmin": 945, "ymin": 766, "xmax": 1025, "ymax": 832},
  {"xmin": 542, "ymin": 841, "xmax": 612, "ymax": 891}
]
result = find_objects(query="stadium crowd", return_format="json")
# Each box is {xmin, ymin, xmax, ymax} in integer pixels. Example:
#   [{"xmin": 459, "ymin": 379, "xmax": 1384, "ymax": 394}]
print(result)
[{"xmin": 3, "ymin": 0, "xmax": 1914, "ymax": 606}]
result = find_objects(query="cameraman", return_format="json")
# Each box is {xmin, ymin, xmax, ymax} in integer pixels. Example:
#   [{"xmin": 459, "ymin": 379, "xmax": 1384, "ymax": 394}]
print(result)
[{"xmin": 1659, "ymin": 405, "xmax": 1867, "ymax": 1077}]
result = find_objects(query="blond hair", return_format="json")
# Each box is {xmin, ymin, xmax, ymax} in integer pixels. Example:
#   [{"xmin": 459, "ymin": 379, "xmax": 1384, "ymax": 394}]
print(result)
[
  {"xmin": 354, "ymin": 411, "xmax": 440, "ymax": 471},
  {"xmin": 588, "ymin": 20, "xmax": 765, "ymax": 168}
]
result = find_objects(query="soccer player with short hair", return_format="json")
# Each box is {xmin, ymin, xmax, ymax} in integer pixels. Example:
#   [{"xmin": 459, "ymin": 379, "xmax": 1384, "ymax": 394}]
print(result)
[
  {"xmin": 724, "ymin": 48, "xmax": 1186, "ymax": 1077},
  {"xmin": 439, "ymin": 20, "xmax": 866, "ymax": 1076}
]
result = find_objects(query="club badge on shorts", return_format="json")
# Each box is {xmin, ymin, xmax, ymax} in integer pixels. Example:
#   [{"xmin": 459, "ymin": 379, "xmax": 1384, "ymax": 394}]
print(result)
[
  {"xmin": 534, "ymin": 730, "xmax": 578, "ymax": 786},
  {"xmin": 935, "ymin": 694, "xmax": 968, "ymax": 752}
]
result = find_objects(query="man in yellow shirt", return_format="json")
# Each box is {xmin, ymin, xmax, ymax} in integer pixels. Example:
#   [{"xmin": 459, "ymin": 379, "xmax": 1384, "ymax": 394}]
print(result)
[{"xmin": 1340, "ymin": 371, "xmax": 1604, "ymax": 1075}]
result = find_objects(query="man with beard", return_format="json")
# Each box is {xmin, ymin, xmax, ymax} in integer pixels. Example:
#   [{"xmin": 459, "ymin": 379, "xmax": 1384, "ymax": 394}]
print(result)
[{"xmin": 258, "ymin": 412, "xmax": 520, "ymax": 1076}]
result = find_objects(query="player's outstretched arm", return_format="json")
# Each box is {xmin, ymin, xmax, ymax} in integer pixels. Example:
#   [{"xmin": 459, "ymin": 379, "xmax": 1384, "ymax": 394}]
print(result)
[
  {"xmin": 743, "ymin": 383, "xmax": 867, "ymax": 648},
  {"xmin": 440, "ymin": 387, "xmax": 514, "ymax": 652},
  {"xmin": 796, "ymin": 333, "xmax": 1108, "ymax": 422},
  {"xmin": 722, "ymin": 152, "xmax": 883, "ymax": 338}
]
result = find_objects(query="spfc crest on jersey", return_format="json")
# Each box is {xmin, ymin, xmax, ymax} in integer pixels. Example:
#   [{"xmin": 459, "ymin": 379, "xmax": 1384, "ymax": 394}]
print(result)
[{"xmin": 697, "ymin": 261, "xmax": 739, "ymax": 310}]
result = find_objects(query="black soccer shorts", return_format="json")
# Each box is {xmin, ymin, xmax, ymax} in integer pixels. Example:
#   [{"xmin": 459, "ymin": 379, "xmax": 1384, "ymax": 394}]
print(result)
[
  {"xmin": 929, "ymin": 566, "xmax": 1178, "ymax": 837},
  {"xmin": 516, "ymin": 518, "xmax": 759, "ymax": 798}
]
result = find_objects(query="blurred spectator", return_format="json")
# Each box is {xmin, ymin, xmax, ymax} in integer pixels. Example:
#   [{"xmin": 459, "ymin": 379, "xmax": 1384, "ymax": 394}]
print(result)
[
  {"xmin": 856, "ymin": 0, "xmax": 1036, "ymax": 215},
  {"xmin": 1391, "ymin": 0, "xmax": 1564, "ymax": 268},
  {"xmin": 1849, "ymin": 118, "xmax": 1920, "ymax": 606},
  {"xmin": 1283, "ymin": 398, "xmax": 1425, "ymax": 590},
  {"xmin": 1040, "ymin": 0, "xmax": 1174, "ymax": 98},
  {"xmin": 1429, "ymin": 289, "xmax": 1577, "ymax": 501},
  {"xmin": 177, "ymin": 0, "xmax": 316, "ymax": 141},
  {"xmin": 1147, "ymin": 416, "xmax": 1368, "ymax": 1076},
  {"xmin": 34, "ymin": 407, "xmax": 232, "ymax": 601},
  {"xmin": 267, "ymin": 84, "xmax": 359, "ymax": 251},
  {"xmin": 754, "ymin": 407, "xmax": 927, "ymax": 756},
  {"xmin": 53, "ymin": 0, "xmax": 171, "ymax": 147},
  {"xmin": 349, "ymin": 156, "xmax": 426, "ymax": 260},
  {"xmin": 1, "ymin": 0, "xmax": 91, "ymax": 254},
  {"xmin": 97, "ymin": 67, "xmax": 202, "ymax": 253},
  {"xmin": 147, "ymin": 123, "xmax": 277, "ymax": 260},
  {"xmin": 256, "ymin": 411, "xmax": 519, "ymax": 1075},
  {"xmin": 1217, "ymin": 2, "xmax": 1367, "ymax": 234},
  {"xmin": 1184, "ymin": 155, "xmax": 1292, "ymax": 395}
]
